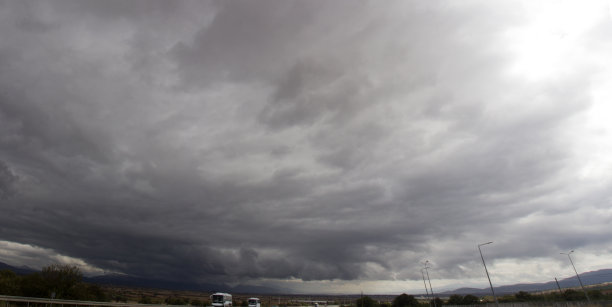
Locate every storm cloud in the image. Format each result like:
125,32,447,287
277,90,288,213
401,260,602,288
1,0,612,293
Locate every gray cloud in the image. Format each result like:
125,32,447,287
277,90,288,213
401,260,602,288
0,161,18,199
1,0,611,293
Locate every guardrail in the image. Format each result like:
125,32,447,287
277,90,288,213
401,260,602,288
0,295,172,307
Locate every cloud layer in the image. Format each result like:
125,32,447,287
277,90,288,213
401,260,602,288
1,0,612,293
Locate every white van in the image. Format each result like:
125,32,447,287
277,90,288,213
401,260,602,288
248,298,261,307
211,293,232,307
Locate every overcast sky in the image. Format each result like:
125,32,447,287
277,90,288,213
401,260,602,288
1,0,612,294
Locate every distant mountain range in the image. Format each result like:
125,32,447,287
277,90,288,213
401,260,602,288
438,269,612,296
2,261,611,295
0,261,38,275
84,273,288,294
0,261,288,294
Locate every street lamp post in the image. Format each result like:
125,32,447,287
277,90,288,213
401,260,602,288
421,268,431,307
423,261,437,307
560,250,590,303
478,242,499,307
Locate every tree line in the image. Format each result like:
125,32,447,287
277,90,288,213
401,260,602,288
496,289,609,303
0,264,107,301
356,294,432,307
355,288,611,307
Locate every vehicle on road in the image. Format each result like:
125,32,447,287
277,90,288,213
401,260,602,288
211,293,232,307
248,298,260,307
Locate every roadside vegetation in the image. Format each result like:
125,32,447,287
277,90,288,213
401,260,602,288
496,289,610,303
0,264,107,301
357,289,612,307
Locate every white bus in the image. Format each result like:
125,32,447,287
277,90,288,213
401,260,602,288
248,298,261,307
211,293,232,307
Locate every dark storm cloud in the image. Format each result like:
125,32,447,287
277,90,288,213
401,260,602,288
0,161,18,199
171,0,360,87
1,0,611,292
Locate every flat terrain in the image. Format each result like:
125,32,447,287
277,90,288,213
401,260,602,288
101,285,394,306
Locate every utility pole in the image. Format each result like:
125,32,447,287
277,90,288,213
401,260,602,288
560,250,590,303
478,242,499,307
423,260,437,307
421,268,432,307
555,277,562,293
